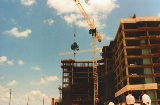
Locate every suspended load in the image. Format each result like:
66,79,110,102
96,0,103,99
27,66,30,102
71,42,79,51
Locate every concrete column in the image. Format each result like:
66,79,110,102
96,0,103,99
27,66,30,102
141,40,156,105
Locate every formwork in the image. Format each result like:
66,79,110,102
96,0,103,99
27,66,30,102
112,16,160,105
61,59,105,105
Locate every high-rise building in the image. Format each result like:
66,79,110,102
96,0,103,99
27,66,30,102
60,16,160,105
109,16,160,105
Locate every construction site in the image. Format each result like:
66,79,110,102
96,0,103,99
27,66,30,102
56,1,160,105
59,16,160,105
1,1,160,105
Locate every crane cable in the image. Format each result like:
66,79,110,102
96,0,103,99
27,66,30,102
71,3,79,57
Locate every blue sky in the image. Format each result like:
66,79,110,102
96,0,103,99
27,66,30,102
0,0,160,105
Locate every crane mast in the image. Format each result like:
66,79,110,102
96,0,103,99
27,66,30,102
74,0,101,104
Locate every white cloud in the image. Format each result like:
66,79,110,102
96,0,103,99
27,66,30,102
30,78,47,86
46,76,59,82
4,27,31,38
0,56,14,65
43,19,54,25
31,66,41,71
106,36,113,41
63,14,82,24
0,88,51,105
18,59,24,65
47,0,75,14
0,56,7,64
158,13,160,16
47,0,118,30
98,33,113,42
21,0,36,6
25,90,51,104
0,56,24,66
7,60,14,65
75,20,89,29
7,80,18,87
30,76,59,86
0,85,9,93
0,86,9,103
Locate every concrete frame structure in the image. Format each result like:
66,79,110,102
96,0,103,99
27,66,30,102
112,16,160,105
61,59,105,105
60,16,160,105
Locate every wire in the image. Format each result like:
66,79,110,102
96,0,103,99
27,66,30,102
73,2,78,57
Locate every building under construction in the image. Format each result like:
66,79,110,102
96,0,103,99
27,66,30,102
60,16,160,105
61,59,105,105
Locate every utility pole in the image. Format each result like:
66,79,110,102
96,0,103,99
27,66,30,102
9,88,11,105
43,96,44,105
27,96,29,105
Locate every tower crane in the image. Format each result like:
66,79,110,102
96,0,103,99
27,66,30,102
73,0,102,105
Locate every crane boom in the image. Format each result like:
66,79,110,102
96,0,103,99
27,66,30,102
74,0,100,105
74,0,94,29
58,48,102,56
74,0,102,42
